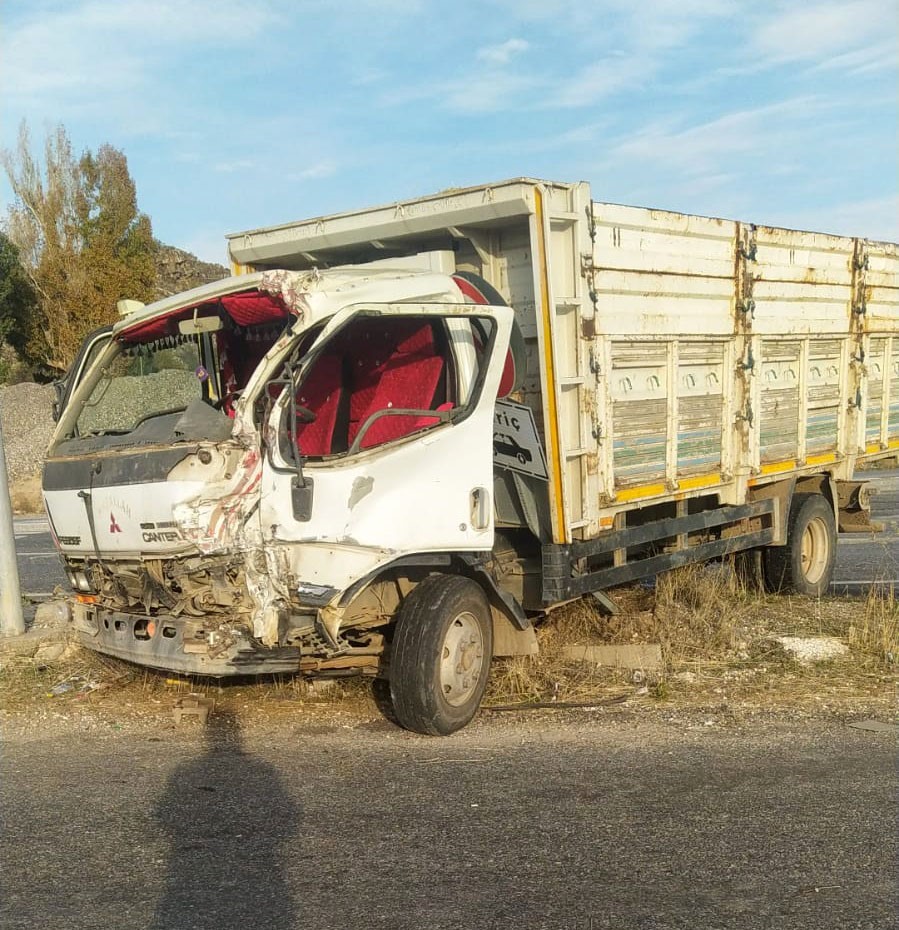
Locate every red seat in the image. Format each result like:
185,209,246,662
293,320,449,456
348,323,446,450
294,355,343,456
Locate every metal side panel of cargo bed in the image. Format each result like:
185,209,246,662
574,202,899,528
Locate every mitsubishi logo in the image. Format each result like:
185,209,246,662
109,513,123,534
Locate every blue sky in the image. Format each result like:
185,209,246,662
1,0,897,264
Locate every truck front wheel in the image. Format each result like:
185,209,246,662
764,493,836,596
389,575,493,736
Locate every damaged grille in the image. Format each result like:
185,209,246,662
72,554,251,617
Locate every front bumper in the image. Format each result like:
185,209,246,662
71,601,301,677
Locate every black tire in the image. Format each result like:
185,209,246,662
763,493,836,596
389,575,493,736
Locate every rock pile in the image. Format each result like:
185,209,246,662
0,382,56,484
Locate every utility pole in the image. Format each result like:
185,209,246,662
0,415,25,636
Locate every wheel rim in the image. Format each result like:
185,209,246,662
800,517,829,585
439,611,485,707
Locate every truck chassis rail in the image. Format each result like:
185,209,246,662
542,499,777,601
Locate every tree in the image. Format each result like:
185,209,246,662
1,122,157,374
0,231,37,359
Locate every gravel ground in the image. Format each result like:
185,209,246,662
0,382,56,483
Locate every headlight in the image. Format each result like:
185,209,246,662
67,570,92,592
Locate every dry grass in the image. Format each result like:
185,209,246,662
488,561,898,708
849,586,899,669
486,604,632,706
651,561,755,663
4,562,896,720
486,563,755,705
9,474,44,514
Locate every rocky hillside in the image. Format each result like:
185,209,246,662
154,244,229,298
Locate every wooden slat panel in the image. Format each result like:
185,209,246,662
611,342,667,487
866,338,888,444
806,339,842,455
676,342,725,476
760,340,801,463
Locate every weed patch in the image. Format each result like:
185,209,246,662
849,586,899,670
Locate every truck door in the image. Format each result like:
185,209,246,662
258,303,513,591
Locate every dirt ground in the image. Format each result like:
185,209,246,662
2,568,896,739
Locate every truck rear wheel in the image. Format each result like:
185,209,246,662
389,575,493,736
764,493,836,596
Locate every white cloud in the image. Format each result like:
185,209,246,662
288,162,338,181
750,0,893,65
2,0,278,110
213,159,257,174
555,55,652,107
806,40,899,76
615,0,736,53
787,194,899,243
351,68,389,87
668,172,739,199
442,72,539,114
472,1,736,110
477,38,530,66
608,96,833,174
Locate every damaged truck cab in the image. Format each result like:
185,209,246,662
45,264,518,734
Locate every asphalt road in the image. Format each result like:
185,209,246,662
13,470,899,598
11,515,66,595
0,716,895,930
832,470,899,591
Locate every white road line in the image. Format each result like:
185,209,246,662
831,579,899,586
13,523,50,537
838,538,899,546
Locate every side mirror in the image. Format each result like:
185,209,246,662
51,379,66,423
291,476,314,522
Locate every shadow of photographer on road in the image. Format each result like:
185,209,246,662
151,710,300,930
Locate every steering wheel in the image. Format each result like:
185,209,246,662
215,390,242,417
295,404,317,424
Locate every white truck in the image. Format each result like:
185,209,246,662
44,178,899,734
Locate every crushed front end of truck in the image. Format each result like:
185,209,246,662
43,273,305,674
43,267,513,682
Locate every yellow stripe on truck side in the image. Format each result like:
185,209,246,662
758,459,797,476
613,472,721,503
615,483,667,503
533,186,568,544
866,441,899,454
677,472,722,492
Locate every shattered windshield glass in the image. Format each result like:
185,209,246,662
74,337,214,437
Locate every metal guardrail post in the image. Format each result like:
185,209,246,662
0,416,25,635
